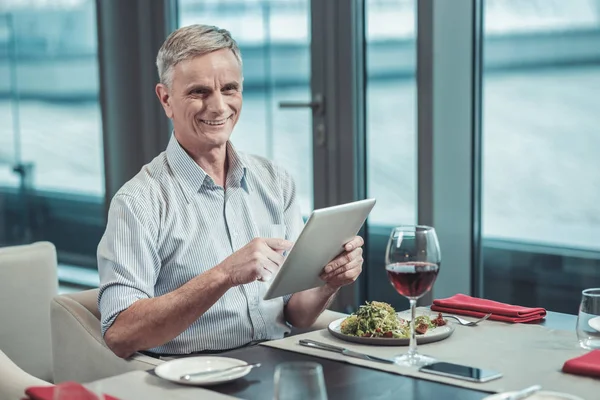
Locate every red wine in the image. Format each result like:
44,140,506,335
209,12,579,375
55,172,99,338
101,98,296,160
386,262,440,299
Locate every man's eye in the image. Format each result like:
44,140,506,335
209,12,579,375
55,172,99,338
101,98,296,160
222,87,238,94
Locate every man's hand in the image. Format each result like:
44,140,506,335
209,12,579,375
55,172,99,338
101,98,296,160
319,236,364,289
217,238,293,286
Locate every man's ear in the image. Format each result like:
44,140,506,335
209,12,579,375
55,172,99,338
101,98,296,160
156,83,173,119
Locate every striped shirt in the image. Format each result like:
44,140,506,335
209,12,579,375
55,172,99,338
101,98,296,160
97,134,304,354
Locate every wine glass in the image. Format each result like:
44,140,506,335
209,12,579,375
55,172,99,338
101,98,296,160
385,225,441,367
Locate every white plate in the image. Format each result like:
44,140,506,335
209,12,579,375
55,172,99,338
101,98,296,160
483,391,584,400
327,312,455,346
154,356,251,386
588,316,600,332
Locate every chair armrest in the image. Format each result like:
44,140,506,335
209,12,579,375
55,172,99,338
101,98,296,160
51,295,163,383
0,349,52,400
289,309,348,336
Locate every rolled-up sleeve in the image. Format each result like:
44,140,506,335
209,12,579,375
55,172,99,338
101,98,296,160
97,194,161,337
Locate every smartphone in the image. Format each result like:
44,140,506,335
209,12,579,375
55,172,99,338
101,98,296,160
419,361,503,383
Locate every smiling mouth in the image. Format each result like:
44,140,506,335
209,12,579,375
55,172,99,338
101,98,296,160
199,116,231,126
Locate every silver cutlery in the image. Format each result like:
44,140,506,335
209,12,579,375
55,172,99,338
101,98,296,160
298,339,395,364
441,313,492,326
179,362,261,381
503,384,542,400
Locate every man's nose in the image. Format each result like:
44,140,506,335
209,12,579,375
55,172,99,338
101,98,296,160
206,92,227,115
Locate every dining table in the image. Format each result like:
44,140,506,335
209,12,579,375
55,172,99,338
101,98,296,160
86,310,588,400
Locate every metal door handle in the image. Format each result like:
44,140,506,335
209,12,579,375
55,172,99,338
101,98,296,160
279,94,324,115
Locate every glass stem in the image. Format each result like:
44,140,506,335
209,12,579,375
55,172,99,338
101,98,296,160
408,299,417,357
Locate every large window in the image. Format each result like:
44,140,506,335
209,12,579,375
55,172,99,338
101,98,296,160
178,0,313,215
0,1,103,194
481,0,600,312
365,0,417,308
0,0,104,266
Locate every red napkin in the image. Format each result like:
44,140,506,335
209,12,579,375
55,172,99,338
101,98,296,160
25,382,120,400
563,350,600,378
431,293,546,323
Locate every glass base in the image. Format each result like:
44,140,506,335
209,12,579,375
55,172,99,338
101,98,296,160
579,338,600,350
394,353,436,367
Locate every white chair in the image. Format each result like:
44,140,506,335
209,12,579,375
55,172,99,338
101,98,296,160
51,289,164,383
0,349,52,400
0,242,58,383
51,288,347,383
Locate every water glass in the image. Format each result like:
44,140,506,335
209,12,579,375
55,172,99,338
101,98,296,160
52,386,86,400
273,361,328,400
87,382,110,400
577,288,600,349
54,382,107,400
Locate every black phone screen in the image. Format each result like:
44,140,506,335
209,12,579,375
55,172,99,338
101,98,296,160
419,362,502,382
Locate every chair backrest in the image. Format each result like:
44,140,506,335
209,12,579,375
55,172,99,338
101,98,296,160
0,242,58,383
0,349,52,400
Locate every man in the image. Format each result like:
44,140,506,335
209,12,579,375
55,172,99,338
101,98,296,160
97,24,364,359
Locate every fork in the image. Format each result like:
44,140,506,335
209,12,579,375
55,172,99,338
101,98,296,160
442,313,492,326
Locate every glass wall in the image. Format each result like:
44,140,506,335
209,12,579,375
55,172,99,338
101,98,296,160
178,0,313,215
0,0,103,195
481,0,600,312
365,0,417,308
0,0,104,266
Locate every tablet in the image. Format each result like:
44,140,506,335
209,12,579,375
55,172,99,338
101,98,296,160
263,198,376,300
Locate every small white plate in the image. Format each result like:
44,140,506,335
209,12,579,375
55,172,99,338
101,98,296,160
327,312,454,346
154,356,251,386
588,316,600,332
483,391,584,400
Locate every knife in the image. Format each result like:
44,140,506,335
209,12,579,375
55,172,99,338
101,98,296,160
298,339,395,364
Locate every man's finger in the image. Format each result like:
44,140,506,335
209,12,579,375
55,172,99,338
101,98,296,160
256,267,274,282
263,238,294,251
321,256,363,280
256,258,278,282
323,247,362,274
321,261,362,286
344,235,364,251
265,248,286,267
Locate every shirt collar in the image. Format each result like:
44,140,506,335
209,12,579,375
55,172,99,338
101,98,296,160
225,141,248,190
166,134,248,203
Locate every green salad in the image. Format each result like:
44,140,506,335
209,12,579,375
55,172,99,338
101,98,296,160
339,301,446,338
340,301,409,338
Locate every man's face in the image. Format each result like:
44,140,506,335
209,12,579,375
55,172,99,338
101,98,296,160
156,49,243,149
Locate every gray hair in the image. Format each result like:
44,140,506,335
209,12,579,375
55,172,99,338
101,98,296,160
156,24,242,87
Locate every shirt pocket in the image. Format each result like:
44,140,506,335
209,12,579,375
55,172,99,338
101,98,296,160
257,224,287,239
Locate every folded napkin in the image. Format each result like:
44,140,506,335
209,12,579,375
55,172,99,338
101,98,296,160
25,382,119,400
431,293,546,323
563,350,600,378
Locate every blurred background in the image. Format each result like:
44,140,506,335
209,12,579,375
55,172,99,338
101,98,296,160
0,0,599,313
